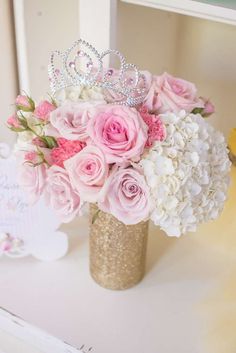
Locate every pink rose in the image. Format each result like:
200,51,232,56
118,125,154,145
51,138,86,167
19,163,46,203
7,114,20,128
64,145,109,202
34,100,56,121
87,104,148,164
99,166,152,224
45,166,82,222
50,101,101,141
15,94,34,112
144,72,204,114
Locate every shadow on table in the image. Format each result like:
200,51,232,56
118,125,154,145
142,227,229,288
60,216,89,256
198,265,236,353
146,224,177,274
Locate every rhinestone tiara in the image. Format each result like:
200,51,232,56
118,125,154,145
48,39,147,107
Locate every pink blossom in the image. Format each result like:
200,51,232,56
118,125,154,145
1,240,12,252
144,72,204,114
50,101,102,141
98,166,152,224
7,114,20,128
87,104,148,164
51,138,86,167
15,94,34,111
64,145,109,202
201,97,215,117
19,163,47,203
32,137,46,147
34,100,56,121
45,165,82,222
16,95,30,107
139,107,166,147
24,151,39,163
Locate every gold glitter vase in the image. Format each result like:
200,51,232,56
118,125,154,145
89,204,149,290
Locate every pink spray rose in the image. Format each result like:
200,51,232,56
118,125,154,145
200,97,215,117
144,72,204,114
87,104,148,164
64,145,109,203
19,163,47,203
24,151,43,165
15,94,34,111
32,137,47,147
7,114,20,128
45,166,82,222
51,138,86,167
34,100,56,121
98,166,152,225
50,101,102,141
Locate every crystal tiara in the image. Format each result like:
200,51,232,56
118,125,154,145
48,39,147,107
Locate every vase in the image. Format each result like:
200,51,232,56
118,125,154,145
89,204,149,290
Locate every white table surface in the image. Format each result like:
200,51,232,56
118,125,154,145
0,167,236,353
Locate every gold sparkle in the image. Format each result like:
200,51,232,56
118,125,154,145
89,204,149,290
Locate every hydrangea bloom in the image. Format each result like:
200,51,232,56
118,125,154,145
140,110,231,237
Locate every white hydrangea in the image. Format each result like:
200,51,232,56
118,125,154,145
54,85,105,105
140,110,231,237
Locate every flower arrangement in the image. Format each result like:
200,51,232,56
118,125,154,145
7,40,231,237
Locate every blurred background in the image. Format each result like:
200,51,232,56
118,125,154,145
1,0,236,145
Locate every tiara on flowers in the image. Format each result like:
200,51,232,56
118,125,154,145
48,39,147,107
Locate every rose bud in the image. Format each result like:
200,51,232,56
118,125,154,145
34,100,56,121
15,94,35,112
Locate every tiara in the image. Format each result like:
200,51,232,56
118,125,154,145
48,39,147,107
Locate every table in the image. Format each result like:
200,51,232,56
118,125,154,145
0,167,235,353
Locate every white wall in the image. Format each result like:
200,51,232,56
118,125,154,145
117,2,180,74
0,0,18,144
176,15,236,136
1,0,236,143
117,2,236,136
23,0,79,98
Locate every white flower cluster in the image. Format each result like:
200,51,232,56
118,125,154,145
54,86,105,105
141,111,231,237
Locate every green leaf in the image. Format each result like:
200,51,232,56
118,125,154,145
27,96,35,111
24,160,44,167
23,91,35,111
47,93,57,107
92,208,101,224
191,107,204,115
18,117,28,129
41,135,58,149
10,127,26,132
16,104,33,112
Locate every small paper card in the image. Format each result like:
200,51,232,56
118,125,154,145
0,143,68,261
0,307,92,353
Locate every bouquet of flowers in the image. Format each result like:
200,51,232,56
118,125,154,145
7,40,231,237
